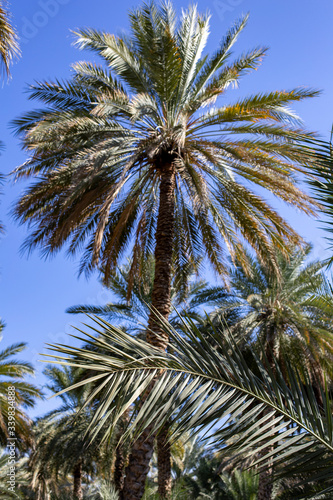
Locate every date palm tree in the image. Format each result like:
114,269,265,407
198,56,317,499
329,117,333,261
30,365,115,500
191,245,333,385
12,2,319,497
191,246,333,498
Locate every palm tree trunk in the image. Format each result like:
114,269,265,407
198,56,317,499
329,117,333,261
122,163,175,500
114,443,126,496
73,461,83,500
257,442,273,500
257,468,273,500
157,422,172,498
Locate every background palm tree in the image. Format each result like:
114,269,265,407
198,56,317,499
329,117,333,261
191,245,333,498
0,321,43,449
191,245,333,386
30,365,115,500
12,2,319,497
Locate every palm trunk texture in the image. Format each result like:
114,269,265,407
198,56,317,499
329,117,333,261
73,461,83,500
157,423,172,498
115,409,131,498
115,443,126,497
122,164,175,499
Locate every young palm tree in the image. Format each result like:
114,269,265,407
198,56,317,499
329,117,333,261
0,321,43,449
0,0,19,78
12,2,319,497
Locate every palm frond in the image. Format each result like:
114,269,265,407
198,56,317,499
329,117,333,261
44,314,333,495
0,1,19,78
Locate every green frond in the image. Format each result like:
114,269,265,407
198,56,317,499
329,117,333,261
44,314,333,495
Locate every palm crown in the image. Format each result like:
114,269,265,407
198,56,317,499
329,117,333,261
0,321,43,448
192,245,333,382
13,3,318,287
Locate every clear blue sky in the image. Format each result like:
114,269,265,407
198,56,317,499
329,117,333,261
1,0,333,417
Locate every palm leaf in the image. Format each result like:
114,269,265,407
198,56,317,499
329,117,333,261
44,314,333,496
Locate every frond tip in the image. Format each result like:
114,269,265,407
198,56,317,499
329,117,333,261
0,1,20,78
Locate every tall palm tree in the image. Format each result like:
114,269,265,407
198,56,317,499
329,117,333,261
0,321,43,449
30,366,114,500
67,258,206,498
12,2,319,497
0,0,19,78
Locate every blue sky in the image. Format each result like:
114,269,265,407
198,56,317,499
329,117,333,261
1,0,333,416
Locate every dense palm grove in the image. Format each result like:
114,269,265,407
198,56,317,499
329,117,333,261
1,1,333,499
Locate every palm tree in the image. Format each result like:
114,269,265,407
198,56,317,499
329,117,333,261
191,245,333,386
30,365,114,500
67,257,205,333
0,321,43,449
191,245,333,498
0,451,30,499
45,315,333,498
0,0,19,78
67,262,207,500
12,3,319,497
221,470,259,500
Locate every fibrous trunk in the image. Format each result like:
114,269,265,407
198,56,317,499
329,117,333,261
73,461,83,500
157,422,172,498
258,463,273,500
122,163,175,500
114,444,126,497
